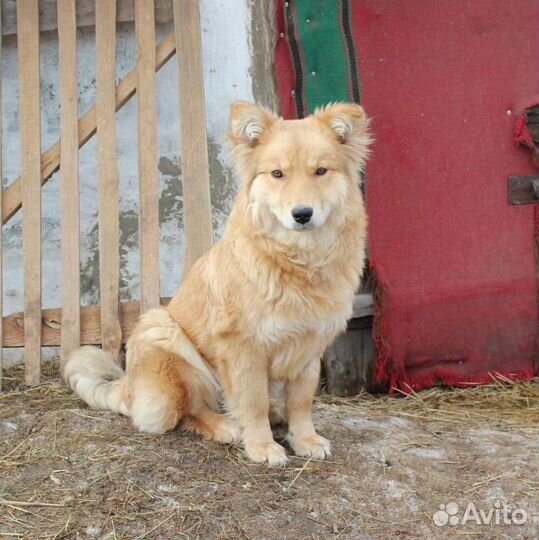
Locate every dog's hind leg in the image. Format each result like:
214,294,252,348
183,405,241,444
129,346,192,434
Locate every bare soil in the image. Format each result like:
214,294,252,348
1,365,539,540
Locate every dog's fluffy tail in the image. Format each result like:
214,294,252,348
63,346,130,416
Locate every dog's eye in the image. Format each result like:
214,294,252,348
315,167,328,176
271,170,284,179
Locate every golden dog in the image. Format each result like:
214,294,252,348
64,102,371,466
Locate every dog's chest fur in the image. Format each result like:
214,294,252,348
247,278,354,380
262,303,351,380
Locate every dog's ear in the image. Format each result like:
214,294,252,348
228,102,278,149
314,103,368,143
314,103,372,166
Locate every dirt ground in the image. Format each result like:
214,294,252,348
2,365,539,540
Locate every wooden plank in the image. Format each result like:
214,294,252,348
323,322,375,396
173,0,213,277
1,295,374,350
135,0,160,313
17,0,42,386
249,0,280,111
323,293,374,395
2,299,170,348
58,0,80,371
2,31,177,227
0,3,3,390
352,293,373,318
96,0,122,359
2,0,174,36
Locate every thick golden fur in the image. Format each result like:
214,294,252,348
64,102,371,466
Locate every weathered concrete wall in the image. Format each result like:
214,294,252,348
2,0,277,360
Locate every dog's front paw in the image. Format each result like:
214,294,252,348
288,433,331,460
245,440,288,467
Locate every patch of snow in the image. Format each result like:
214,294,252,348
341,416,386,431
385,479,412,500
485,487,507,506
158,483,177,493
406,447,448,460
1,420,18,432
84,526,102,537
161,496,182,510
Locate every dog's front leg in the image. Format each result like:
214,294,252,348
223,356,288,466
285,358,331,460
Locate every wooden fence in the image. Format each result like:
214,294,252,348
0,0,213,388
0,0,374,396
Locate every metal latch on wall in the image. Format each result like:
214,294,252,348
509,105,539,205
508,175,539,205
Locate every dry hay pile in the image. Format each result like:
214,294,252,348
325,373,539,434
1,362,539,539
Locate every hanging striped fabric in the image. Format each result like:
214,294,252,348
275,0,362,119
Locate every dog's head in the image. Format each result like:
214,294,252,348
228,102,371,241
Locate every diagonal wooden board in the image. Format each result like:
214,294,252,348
2,31,176,226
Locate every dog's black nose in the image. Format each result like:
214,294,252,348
291,206,313,224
